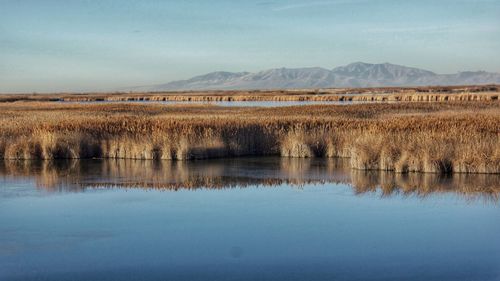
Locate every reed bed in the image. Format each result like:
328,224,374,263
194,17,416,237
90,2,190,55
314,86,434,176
48,91,500,102
0,101,498,174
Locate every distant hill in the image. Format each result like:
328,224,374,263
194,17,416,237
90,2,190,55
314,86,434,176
131,62,500,91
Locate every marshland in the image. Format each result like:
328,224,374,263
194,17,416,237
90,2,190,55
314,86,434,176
1,97,498,174
4,94,499,281
10,83,500,277
4,0,500,279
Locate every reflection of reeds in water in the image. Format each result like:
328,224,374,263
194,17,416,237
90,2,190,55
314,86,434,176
350,170,500,202
1,159,498,201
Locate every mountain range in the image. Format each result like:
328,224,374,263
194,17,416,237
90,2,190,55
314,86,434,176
132,62,500,91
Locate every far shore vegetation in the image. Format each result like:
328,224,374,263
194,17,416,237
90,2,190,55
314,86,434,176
1,85,498,103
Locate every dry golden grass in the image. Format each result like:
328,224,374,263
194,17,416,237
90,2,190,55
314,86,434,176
0,101,498,174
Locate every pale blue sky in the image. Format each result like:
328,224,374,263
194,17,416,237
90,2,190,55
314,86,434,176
1,0,500,92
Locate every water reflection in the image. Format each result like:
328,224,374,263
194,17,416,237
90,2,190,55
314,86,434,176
1,158,499,281
68,100,367,107
1,158,498,201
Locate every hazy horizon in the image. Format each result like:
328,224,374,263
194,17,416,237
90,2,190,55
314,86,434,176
2,0,500,93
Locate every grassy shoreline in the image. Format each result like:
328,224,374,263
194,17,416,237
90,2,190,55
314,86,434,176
0,101,498,174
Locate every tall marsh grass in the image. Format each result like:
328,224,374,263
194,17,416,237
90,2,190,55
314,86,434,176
0,101,498,174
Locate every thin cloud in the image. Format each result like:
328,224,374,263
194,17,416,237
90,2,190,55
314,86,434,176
363,24,499,34
271,0,499,11
271,0,361,11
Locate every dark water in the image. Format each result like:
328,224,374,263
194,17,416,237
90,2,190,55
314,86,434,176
65,100,385,107
162,101,352,107
1,158,499,281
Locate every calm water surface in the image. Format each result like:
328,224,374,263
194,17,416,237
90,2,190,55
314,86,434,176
1,158,499,281
65,100,386,107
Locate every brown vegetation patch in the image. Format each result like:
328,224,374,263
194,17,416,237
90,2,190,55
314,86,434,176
0,101,498,174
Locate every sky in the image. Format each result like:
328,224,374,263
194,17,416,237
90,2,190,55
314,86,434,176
1,0,500,93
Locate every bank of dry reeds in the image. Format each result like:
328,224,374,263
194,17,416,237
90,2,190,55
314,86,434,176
0,101,498,174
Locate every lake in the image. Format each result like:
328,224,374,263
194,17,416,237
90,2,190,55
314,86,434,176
1,158,499,281
63,100,390,107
